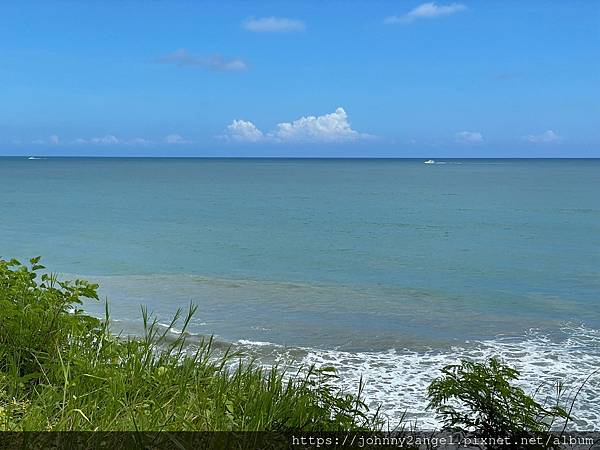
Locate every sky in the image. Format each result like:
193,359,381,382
1,0,599,157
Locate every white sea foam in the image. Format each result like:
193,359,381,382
237,339,283,347
299,325,600,430
156,322,182,334
110,311,600,429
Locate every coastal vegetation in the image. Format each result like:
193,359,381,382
428,358,571,448
0,257,377,432
0,257,584,447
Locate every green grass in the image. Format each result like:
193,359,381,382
1,256,586,441
0,257,381,431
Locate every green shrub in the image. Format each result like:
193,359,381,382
427,358,568,447
0,257,380,432
0,257,100,383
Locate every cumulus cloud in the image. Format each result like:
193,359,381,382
243,17,305,33
455,131,484,144
221,107,371,144
525,130,561,143
157,49,247,72
225,120,264,143
385,2,467,24
270,108,366,143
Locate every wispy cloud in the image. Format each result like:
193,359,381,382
385,2,467,25
157,49,247,72
164,134,190,144
243,17,305,33
128,137,153,146
221,107,372,144
524,130,560,143
27,134,192,147
32,134,61,145
91,135,119,145
71,135,120,145
71,135,190,146
455,131,483,144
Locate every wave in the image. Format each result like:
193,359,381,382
102,310,600,429
241,324,600,430
74,273,599,429
307,325,600,429
237,339,283,348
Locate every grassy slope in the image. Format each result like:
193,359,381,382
0,258,380,431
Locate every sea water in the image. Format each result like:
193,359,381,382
1,157,599,427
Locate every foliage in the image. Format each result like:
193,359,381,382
0,256,580,440
0,257,380,431
0,257,99,379
427,358,569,447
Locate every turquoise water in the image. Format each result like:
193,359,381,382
1,157,599,426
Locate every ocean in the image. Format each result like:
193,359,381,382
1,157,599,427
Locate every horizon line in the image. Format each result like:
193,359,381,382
2,155,599,160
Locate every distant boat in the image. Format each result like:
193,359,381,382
28,156,38,160
424,159,435,164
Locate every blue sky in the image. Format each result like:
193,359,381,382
1,0,599,157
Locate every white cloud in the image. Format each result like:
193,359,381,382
157,49,247,72
71,135,119,145
69,135,191,146
385,2,467,24
270,108,366,143
243,17,305,33
225,120,264,143
221,107,371,144
525,130,560,143
91,135,119,145
164,134,189,144
32,135,60,145
455,131,484,144
128,138,152,146
30,134,191,147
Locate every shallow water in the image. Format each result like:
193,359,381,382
1,157,599,427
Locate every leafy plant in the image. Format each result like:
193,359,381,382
427,358,568,447
0,257,381,432
0,257,100,382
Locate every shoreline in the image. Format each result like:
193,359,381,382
106,314,600,430
2,258,599,435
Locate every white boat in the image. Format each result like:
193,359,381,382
28,156,38,160
424,159,435,164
